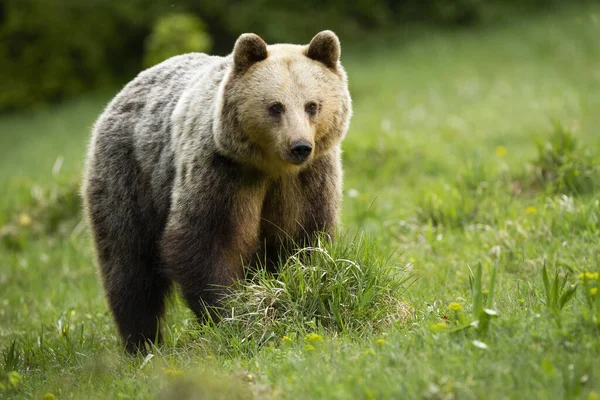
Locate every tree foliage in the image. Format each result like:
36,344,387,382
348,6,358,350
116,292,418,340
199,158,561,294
0,0,570,111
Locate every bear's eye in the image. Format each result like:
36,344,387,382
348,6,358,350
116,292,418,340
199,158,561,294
305,102,319,116
268,102,285,117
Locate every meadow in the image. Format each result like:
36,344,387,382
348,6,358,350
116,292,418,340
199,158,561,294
1,4,600,399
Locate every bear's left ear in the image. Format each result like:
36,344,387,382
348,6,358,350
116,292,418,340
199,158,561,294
306,30,341,69
233,33,268,74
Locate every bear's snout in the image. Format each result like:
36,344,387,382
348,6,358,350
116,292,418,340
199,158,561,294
289,140,313,164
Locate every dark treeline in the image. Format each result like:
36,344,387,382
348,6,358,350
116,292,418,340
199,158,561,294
0,0,571,111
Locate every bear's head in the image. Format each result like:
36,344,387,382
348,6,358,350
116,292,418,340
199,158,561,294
214,31,352,176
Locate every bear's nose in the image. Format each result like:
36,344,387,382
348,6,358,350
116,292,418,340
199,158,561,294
289,140,313,164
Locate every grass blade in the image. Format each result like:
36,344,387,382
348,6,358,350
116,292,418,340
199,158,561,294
487,264,497,309
472,263,483,319
542,263,551,306
551,271,560,309
559,284,577,310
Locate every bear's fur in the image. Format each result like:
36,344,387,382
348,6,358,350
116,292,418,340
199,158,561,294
82,31,352,353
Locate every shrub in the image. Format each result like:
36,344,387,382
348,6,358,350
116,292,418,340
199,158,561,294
532,123,599,195
143,13,212,68
0,0,158,111
0,179,81,251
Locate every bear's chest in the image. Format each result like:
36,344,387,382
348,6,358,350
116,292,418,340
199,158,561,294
259,176,307,242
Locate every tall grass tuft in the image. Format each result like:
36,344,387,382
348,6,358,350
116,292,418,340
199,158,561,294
532,122,599,195
541,261,577,314
196,233,413,356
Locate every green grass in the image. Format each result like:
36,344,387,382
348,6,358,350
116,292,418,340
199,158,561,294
2,4,600,399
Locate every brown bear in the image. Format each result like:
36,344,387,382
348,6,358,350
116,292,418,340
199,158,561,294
82,31,352,353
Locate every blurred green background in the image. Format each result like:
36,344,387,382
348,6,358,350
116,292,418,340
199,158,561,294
0,0,586,112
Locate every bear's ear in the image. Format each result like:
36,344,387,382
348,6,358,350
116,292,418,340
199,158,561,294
306,30,341,69
233,33,268,73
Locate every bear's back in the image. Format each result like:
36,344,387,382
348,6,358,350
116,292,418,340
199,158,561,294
95,52,219,146
88,53,224,223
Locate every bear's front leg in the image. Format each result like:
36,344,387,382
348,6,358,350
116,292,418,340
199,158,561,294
160,160,266,321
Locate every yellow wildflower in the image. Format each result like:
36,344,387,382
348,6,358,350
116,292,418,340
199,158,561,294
431,322,448,332
375,339,386,345
495,146,507,157
281,335,293,343
163,367,183,377
43,394,57,400
588,391,600,400
591,288,598,296
578,272,599,281
304,333,323,343
525,206,537,215
19,213,31,226
448,302,463,312
305,344,315,351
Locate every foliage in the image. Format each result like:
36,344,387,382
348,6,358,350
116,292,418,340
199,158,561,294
531,122,600,195
442,263,499,343
0,341,21,393
579,271,600,329
540,261,578,314
467,263,498,335
0,179,81,251
143,13,212,68
0,0,587,111
0,0,161,111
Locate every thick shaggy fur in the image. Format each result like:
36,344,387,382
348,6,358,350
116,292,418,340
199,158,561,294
82,31,352,353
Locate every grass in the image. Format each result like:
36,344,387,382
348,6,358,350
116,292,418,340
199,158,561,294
2,4,600,399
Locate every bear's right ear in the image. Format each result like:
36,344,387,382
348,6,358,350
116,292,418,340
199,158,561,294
233,33,268,74
306,30,340,69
